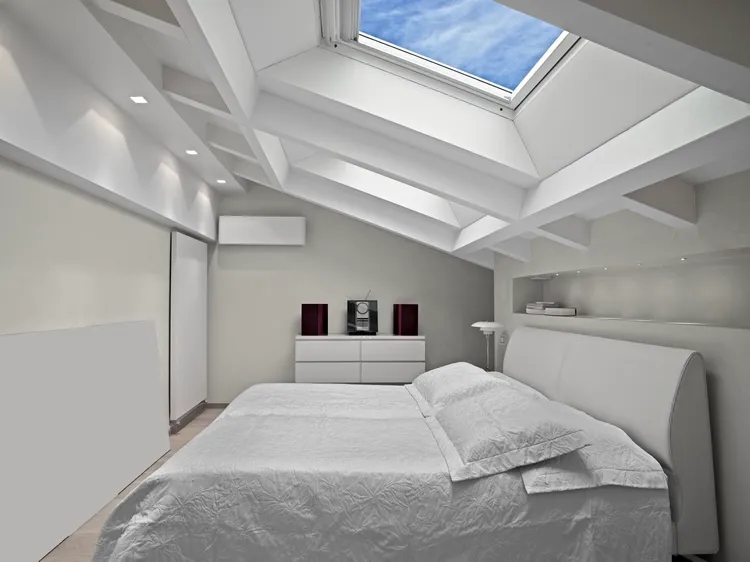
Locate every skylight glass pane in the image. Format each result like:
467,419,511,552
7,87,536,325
360,0,564,91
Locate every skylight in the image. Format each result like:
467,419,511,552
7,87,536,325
356,0,571,104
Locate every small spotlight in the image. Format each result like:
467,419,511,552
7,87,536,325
637,263,642,266
217,179,227,184
604,267,608,271
555,273,559,276
185,150,198,155
681,257,687,261
130,96,148,104
576,270,580,274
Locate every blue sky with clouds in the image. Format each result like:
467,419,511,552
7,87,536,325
360,0,562,91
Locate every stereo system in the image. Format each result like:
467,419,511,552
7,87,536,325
300,303,328,336
300,300,417,336
347,300,378,335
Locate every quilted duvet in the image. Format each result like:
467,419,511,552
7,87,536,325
93,384,671,562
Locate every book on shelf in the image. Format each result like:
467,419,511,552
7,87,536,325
525,307,547,315
526,302,559,312
544,307,577,317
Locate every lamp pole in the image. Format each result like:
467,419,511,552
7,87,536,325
484,331,491,370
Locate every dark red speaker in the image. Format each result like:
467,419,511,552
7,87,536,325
301,304,328,336
393,304,418,336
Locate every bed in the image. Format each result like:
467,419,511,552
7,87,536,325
93,328,718,561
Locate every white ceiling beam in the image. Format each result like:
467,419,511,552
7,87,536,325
494,0,750,105
93,0,184,40
253,92,525,221
533,216,591,251
621,177,697,229
287,169,457,254
295,154,461,228
454,87,750,253
165,0,289,190
492,238,532,263
206,124,257,163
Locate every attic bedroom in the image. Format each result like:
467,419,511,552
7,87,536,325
1,0,749,561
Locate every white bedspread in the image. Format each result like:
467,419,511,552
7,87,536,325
94,406,671,561
220,383,422,419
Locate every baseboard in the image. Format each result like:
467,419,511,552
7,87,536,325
205,402,229,409
169,401,206,434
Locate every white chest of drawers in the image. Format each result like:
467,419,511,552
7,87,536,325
295,335,426,384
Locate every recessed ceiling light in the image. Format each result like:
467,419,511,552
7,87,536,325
185,150,198,155
604,267,608,271
637,263,643,266
130,96,148,104
681,257,687,261
576,270,580,274
216,179,227,184
555,273,559,276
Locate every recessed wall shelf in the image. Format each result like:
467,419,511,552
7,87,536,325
512,248,750,330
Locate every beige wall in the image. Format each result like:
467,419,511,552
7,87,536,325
208,187,494,402
495,169,750,562
0,157,171,406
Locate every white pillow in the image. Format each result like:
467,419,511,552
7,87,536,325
427,385,589,482
521,410,668,493
406,362,504,416
488,371,548,401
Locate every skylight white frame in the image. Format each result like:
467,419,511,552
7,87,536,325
321,0,578,110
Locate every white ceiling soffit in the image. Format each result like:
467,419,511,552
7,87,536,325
455,87,750,254
229,0,320,72
449,203,486,229
516,41,697,178
257,47,539,186
280,138,319,164
165,0,291,191
0,8,217,239
94,5,210,82
8,0,244,193
681,149,750,186
109,0,180,26
494,0,750,105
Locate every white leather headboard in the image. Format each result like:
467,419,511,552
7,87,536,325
504,327,719,556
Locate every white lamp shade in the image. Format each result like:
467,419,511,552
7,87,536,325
472,322,503,334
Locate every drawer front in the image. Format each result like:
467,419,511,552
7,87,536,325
361,340,425,362
295,340,360,362
361,362,426,384
295,362,361,384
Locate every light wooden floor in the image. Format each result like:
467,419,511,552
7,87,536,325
41,408,224,562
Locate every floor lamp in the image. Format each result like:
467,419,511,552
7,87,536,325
471,322,504,371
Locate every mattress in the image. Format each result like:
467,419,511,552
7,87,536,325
94,385,671,562
220,382,423,419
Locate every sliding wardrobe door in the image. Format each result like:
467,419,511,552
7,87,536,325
170,232,208,422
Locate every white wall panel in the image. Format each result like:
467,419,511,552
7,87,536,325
1,322,169,562
170,232,208,421
516,42,696,178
